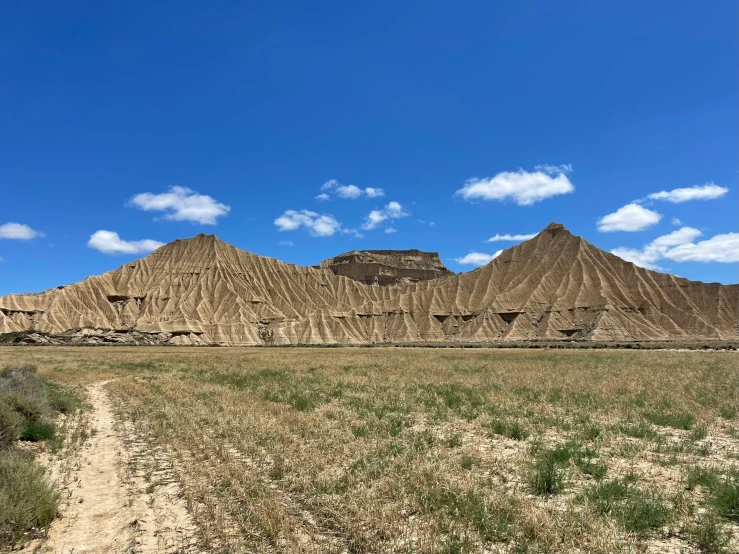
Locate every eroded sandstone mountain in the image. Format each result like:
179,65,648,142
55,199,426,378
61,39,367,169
1,223,737,345
316,249,454,285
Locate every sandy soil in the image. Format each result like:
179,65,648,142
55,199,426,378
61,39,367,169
22,382,200,554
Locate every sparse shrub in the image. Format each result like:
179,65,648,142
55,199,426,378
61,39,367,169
486,418,528,441
269,456,285,481
644,410,694,430
528,451,564,496
20,421,56,442
1,392,45,425
684,512,731,554
619,421,658,440
686,465,721,490
0,452,59,547
718,405,736,421
585,478,671,535
710,471,739,523
0,405,23,449
620,490,671,534
415,483,514,542
460,456,475,470
689,424,708,441
685,467,739,523
582,424,603,441
444,432,463,448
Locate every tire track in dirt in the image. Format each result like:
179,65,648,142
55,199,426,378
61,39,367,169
23,381,201,554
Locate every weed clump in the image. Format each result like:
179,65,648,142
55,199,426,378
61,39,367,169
684,512,731,554
486,418,528,441
584,477,671,535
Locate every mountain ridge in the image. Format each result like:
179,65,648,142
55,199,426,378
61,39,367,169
1,223,737,345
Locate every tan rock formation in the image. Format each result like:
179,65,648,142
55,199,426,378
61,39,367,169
1,223,737,345
316,249,454,285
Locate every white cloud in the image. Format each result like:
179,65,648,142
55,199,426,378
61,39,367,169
362,201,409,230
611,227,738,270
279,240,294,246
274,210,342,237
664,233,739,263
597,203,662,232
647,183,728,203
385,227,397,234
129,186,230,225
321,179,339,191
88,230,164,255
0,222,43,240
455,250,503,267
320,179,384,200
336,184,363,199
456,167,574,206
672,218,681,226
535,163,573,175
487,233,537,243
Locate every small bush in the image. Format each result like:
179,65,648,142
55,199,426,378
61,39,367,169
20,421,56,442
0,452,59,547
0,405,23,450
1,392,45,424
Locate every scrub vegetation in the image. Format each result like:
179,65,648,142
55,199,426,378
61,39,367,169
0,347,736,553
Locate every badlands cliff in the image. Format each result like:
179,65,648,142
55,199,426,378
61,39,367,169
0,223,737,345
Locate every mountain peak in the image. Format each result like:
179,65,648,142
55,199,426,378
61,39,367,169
544,222,567,232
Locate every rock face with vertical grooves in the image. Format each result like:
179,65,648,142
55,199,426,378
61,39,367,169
316,249,454,285
0,223,737,345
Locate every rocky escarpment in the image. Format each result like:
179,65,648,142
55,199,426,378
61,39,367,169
316,249,454,285
0,224,737,345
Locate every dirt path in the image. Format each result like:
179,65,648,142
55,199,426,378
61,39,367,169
23,381,200,554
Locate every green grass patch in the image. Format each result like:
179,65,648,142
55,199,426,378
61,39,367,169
684,512,732,554
643,410,694,430
485,418,528,441
584,478,671,535
618,421,658,440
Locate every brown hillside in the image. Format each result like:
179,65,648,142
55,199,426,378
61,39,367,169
0,223,737,345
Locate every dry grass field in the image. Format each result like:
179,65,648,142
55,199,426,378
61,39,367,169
2,346,738,553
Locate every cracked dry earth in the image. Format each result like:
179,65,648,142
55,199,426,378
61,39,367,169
22,382,200,554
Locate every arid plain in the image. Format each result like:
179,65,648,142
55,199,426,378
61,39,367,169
3,346,737,553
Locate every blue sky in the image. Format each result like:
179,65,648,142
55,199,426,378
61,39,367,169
1,0,737,295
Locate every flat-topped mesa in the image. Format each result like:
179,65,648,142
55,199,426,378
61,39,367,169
316,249,454,285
